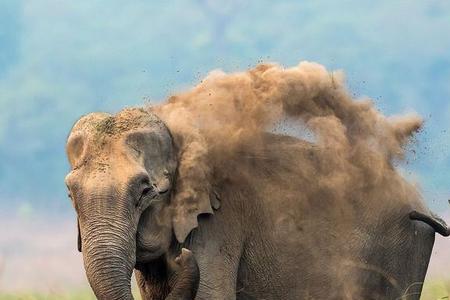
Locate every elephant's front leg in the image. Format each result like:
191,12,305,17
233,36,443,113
135,248,200,300
191,246,241,299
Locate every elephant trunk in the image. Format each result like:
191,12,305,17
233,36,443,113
82,218,136,300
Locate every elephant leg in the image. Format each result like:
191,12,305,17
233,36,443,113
135,248,200,300
191,246,241,300
135,260,169,300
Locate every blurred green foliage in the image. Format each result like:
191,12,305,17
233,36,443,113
0,1,449,214
0,282,448,300
421,280,450,299
0,289,142,300
0,290,95,300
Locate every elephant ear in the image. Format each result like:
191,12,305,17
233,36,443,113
77,218,82,252
171,190,214,243
170,140,220,243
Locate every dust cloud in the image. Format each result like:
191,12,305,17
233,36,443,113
152,61,427,297
153,61,423,215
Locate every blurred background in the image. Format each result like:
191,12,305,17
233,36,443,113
0,0,449,298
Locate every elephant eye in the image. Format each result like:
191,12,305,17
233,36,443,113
131,145,142,156
136,187,153,208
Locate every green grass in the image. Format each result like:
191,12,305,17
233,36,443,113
0,289,142,300
0,290,96,300
421,280,450,300
0,281,448,299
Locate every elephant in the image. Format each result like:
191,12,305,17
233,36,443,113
65,107,449,300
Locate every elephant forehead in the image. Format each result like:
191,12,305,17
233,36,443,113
68,136,119,171
94,108,166,137
70,108,165,138
71,153,138,186
71,112,111,134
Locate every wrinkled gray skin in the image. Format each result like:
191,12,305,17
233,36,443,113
65,108,449,300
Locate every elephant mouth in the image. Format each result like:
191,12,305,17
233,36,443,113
135,246,165,263
135,223,167,264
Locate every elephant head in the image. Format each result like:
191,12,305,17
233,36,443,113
65,108,210,299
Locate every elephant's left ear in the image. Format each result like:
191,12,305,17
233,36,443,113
171,184,221,243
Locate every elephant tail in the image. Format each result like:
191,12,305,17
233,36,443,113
409,210,450,237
